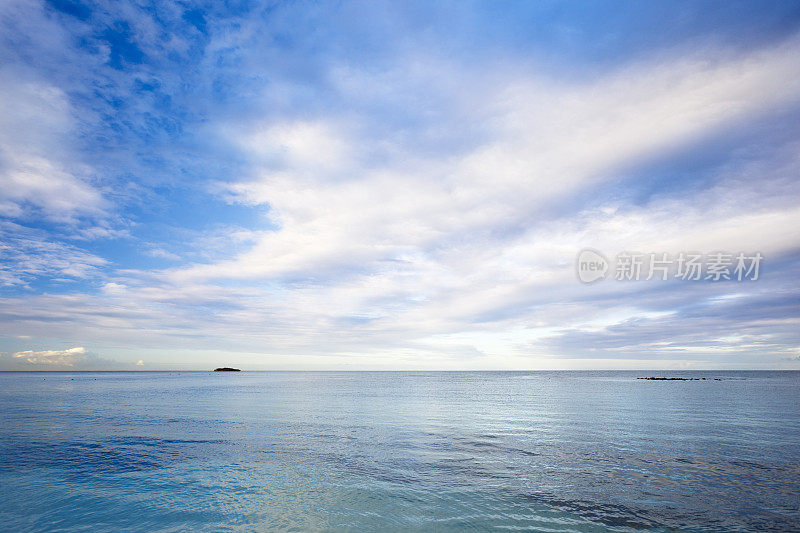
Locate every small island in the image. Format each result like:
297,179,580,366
213,367,241,372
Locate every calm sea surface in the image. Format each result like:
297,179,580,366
0,371,798,532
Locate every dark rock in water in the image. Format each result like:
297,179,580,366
213,367,241,372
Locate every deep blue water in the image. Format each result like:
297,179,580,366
1,371,798,532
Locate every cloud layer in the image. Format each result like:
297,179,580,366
0,1,798,369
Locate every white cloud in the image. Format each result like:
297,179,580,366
12,346,86,366
235,121,352,170
0,76,107,222
0,345,131,370
144,248,182,261
186,35,800,287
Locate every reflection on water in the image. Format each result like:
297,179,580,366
1,371,799,531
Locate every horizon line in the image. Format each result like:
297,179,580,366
1,369,796,372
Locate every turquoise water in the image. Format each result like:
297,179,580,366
1,371,798,531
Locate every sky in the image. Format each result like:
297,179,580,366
0,0,799,370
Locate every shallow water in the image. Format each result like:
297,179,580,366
1,371,798,531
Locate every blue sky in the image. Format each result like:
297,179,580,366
1,0,799,370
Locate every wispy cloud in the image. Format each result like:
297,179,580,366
0,222,108,287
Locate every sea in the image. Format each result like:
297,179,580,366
0,371,798,532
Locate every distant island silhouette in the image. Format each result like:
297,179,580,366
213,367,241,372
